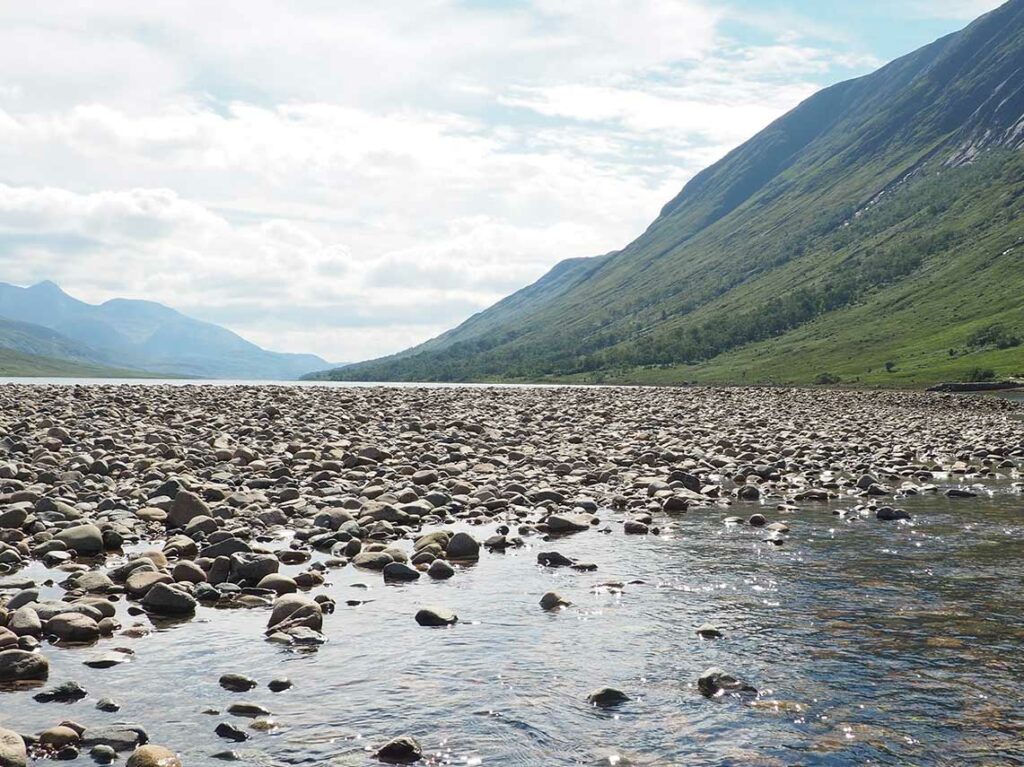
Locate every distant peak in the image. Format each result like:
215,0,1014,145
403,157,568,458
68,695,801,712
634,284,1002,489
29,280,65,293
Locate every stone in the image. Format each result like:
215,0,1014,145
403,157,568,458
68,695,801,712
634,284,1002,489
876,507,911,521
54,524,104,556
126,745,181,767
0,648,48,682
90,745,117,764
546,514,591,534
427,559,455,580
257,574,297,595
737,485,761,501
39,726,80,749
226,703,271,718
697,667,757,699
0,727,26,767
81,725,147,752
267,594,322,632
8,607,42,637
415,607,458,627
540,592,570,610
537,551,575,568
375,735,423,763
167,490,210,528
46,613,101,643
34,680,88,702
215,723,248,742
171,561,207,584
219,673,258,692
445,532,479,561
383,562,421,583
587,687,630,707
141,583,197,615
696,623,723,639
351,551,393,570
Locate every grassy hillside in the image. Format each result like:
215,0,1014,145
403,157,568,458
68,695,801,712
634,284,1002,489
313,0,1024,387
0,347,163,378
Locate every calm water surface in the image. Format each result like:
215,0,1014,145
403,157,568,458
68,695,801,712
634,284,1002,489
3,477,1024,766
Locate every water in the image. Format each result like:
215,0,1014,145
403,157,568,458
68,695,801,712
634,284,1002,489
0,378,576,388
4,481,1024,765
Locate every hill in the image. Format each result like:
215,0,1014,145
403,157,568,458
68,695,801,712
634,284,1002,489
0,346,160,378
313,0,1024,387
0,281,331,379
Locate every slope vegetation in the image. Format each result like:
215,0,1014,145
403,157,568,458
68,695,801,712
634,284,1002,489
316,0,1024,386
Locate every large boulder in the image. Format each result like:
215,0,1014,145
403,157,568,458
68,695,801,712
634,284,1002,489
54,524,104,556
0,649,49,682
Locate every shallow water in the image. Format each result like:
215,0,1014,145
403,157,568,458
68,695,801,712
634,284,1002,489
3,477,1024,766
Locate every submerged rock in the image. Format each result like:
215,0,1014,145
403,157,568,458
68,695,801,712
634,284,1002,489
697,667,757,699
375,735,423,763
540,591,570,611
587,687,630,707
414,607,458,627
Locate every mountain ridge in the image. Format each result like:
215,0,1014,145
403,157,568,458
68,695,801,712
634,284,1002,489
0,281,333,379
312,0,1024,386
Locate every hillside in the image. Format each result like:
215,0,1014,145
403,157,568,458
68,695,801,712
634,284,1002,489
0,347,158,378
0,281,331,379
314,0,1024,386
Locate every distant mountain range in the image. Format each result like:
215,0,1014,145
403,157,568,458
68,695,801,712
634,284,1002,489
312,0,1024,387
0,281,333,379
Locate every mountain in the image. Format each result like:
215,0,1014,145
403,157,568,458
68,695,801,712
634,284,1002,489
314,0,1024,387
0,281,331,379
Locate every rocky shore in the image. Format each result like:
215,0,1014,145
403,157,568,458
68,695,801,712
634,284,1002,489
0,383,1021,765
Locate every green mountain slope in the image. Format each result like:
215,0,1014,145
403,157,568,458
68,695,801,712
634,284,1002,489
0,316,108,365
314,0,1024,386
0,347,159,378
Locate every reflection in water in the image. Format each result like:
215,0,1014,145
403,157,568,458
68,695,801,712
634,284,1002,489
2,481,1024,765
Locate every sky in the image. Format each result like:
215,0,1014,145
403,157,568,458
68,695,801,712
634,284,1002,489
0,0,1005,363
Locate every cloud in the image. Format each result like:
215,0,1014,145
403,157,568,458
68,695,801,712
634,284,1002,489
0,1,901,363
904,0,1005,21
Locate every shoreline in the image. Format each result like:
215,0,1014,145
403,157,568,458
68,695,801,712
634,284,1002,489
1,384,1022,764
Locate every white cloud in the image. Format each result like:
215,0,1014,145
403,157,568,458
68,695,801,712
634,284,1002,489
0,0,903,363
904,0,1005,21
